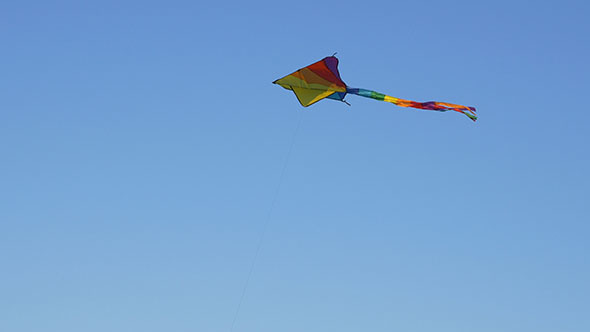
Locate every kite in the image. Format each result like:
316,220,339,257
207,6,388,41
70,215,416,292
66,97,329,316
273,56,477,121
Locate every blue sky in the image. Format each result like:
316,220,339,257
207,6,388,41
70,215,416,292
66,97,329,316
1,1,589,331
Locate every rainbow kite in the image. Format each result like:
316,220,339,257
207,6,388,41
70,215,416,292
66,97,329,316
273,56,477,121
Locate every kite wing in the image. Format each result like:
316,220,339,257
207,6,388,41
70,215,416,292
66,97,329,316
273,56,348,106
274,56,477,121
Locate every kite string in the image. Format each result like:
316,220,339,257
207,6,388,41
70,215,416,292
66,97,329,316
229,111,304,332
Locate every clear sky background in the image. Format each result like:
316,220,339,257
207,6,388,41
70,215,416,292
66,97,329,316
1,1,589,331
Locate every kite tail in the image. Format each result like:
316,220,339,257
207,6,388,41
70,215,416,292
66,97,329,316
346,88,477,122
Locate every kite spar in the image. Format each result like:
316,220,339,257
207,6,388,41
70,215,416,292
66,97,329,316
273,56,477,121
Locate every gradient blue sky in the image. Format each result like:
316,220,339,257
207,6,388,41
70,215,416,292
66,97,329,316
1,1,589,331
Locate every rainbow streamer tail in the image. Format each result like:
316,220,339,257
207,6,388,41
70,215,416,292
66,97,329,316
346,88,477,122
